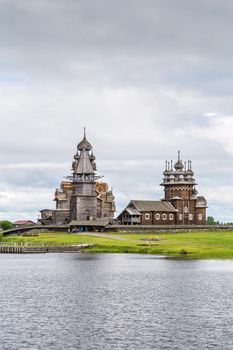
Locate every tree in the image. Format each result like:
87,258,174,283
0,220,13,230
206,216,220,225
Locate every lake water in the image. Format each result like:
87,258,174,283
0,253,233,350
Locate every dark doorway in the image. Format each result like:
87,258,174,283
83,209,90,221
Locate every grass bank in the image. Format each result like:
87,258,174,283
3,230,233,259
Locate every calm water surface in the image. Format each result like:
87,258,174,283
0,253,233,350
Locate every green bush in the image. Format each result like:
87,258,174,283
0,220,13,230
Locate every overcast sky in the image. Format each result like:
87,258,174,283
1,0,233,222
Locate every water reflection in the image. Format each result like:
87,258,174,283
0,254,233,349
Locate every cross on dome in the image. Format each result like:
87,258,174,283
77,127,92,151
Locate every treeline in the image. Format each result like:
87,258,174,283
0,221,13,230
0,218,232,228
206,216,233,225
206,216,220,225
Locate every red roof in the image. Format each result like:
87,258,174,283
14,220,35,225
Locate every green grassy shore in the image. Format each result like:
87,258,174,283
3,230,233,259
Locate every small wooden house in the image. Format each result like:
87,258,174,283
13,220,36,228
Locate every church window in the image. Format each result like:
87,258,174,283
162,213,167,220
189,214,193,220
155,213,160,220
169,214,173,220
198,213,203,221
184,207,188,213
145,213,150,220
179,214,183,221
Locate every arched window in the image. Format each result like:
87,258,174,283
162,213,167,220
198,213,203,221
155,213,160,220
169,214,173,221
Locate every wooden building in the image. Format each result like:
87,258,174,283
40,130,115,225
13,220,36,228
118,151,207,225
118,200,177,225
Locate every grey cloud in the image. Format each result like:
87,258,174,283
0,0,233,92
0,0,233,221
1,0,232,53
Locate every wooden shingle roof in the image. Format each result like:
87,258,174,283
76,150,95,174
130,200,177,212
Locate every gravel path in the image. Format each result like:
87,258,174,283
77,232,131,241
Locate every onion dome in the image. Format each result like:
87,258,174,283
174,150,184,171
186,160,194,175
167,160,175,175
74,151,80,160
163,161,174,176
72,160,77,170
186,169,194,176
174,161,184,171
90,151,96,161
77,136,92,151
163,161,170,176
192,187,198,195
77,127,92,151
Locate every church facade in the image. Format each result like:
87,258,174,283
117,152,207,225
40,131,115,225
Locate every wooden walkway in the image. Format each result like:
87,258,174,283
0,244,93,254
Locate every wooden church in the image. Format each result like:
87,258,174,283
40,130,115,226
117,151,207,225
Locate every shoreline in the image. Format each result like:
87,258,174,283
2,230,233,259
